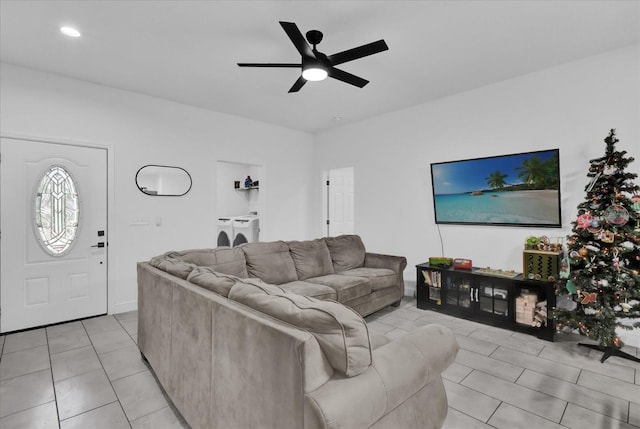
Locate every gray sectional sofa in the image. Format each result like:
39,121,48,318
137,235,459,429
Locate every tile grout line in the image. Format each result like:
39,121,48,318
454,346,635,425
112,314,185,426
445,404,500,428
456,368,573,427
516,367,633,425
557,401,570,428
83,316,134,429
483,400,502,426
44,328,62,429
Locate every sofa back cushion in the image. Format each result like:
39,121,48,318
186,266,239,297
288,239,334,280
240,241,297,285
166,247,248,278
149,255,196,280
228,279,372,377
324,235,366,272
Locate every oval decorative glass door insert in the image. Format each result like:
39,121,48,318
34,165,80,256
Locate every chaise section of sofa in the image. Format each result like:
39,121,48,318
138,260,458,429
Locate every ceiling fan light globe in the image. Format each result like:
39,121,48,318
60,26,81,38
302,67,328,81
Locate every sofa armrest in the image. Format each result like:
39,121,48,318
304,324,458,429
364,252,407,298
364,252,407,272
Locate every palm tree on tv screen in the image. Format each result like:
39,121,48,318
486,170,508,190
514,155,559,190
515,156,545,187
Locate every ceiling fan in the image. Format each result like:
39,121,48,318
237,21,389,93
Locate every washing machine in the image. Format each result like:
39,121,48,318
232,215,259,246
217,217,235,247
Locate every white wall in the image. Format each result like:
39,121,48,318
0,63,315,314
313,44,640,299
2,44,639,342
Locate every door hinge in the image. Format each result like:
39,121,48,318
326,180,330,186
326,220,330,225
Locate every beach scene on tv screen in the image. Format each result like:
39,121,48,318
431,150,560,225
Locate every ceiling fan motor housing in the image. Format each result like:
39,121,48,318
306,30,323,47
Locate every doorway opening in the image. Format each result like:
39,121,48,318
216,161,263,246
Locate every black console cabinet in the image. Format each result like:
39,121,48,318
416,263,555,341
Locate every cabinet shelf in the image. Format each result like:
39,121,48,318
416,263,555,341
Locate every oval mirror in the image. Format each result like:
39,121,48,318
135,165,192,196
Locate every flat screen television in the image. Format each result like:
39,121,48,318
430,149,561,227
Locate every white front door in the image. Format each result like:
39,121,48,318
326,167,354,236
1,138,108,333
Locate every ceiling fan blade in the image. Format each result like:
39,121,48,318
327,40,388,66
288,76,307,93
237,63,301,68
279,21,314,58
328,67,369,88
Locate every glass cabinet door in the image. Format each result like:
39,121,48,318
446,274,472,309
478,278,510,317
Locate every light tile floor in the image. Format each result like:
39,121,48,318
0,297,638,428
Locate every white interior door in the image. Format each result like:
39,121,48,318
326,167,354,236
1,138,107,333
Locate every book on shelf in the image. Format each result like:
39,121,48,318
422,270,441,288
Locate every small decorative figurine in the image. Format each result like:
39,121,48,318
244,176,253,188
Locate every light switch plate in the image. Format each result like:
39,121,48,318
131,217,150,226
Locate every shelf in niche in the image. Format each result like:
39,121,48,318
235,186,259,191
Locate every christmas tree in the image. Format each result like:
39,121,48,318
553,129,640,362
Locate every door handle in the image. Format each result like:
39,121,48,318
91,242,105,248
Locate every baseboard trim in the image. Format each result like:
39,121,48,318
110,300,137,315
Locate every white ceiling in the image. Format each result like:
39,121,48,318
1,1,639,134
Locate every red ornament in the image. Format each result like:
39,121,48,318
576,213,593,229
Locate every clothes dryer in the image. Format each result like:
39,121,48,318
232,215,259,246
217,217,235,247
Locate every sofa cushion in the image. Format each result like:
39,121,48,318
279,281,337,301
228,279,372,377
324,235,366,272
167,247,248,278
240,241,298,285
288,239,334,280
186,267,239,297
338,267,397,292
305,274,371,303
149,255,196,280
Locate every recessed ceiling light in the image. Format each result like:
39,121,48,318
60,26,81,38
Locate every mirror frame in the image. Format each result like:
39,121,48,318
135,164,192,196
